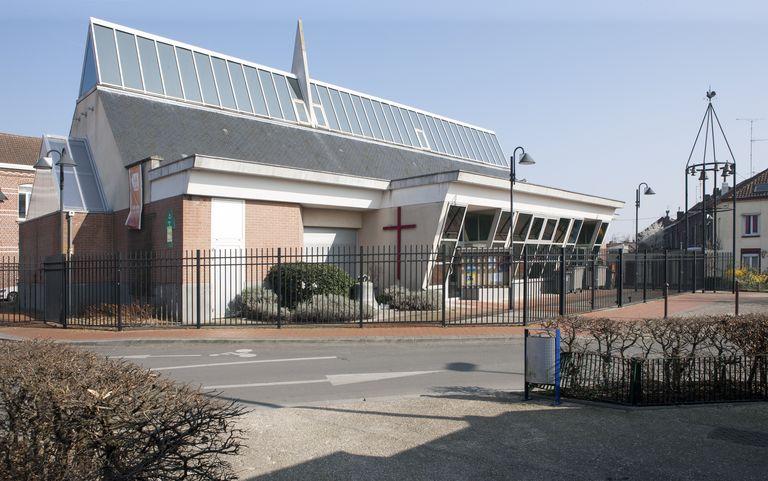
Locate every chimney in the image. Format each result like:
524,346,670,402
721,182,731,195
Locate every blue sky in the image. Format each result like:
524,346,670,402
3,0,768,239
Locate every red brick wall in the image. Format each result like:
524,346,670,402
0,168,35,256
244,200,303,250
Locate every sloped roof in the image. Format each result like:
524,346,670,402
721,167,768,202
0,132,41,166
98,89,509,181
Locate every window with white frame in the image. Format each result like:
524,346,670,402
744,214,759,236
741,250,761,271
414,128,430,150
17,184,32,220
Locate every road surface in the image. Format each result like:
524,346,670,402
85,339,522,408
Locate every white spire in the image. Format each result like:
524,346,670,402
291,19,314,125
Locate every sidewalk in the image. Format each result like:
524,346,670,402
583,291,767,320
0,324,525,344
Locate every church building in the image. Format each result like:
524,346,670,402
21,18,622,269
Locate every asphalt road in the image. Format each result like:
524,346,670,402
85,339,522,408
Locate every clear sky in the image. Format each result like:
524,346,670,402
3,0,768,240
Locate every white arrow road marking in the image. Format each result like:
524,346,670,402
151,356,338,372
203,370,443,390
210,349,258,358
112,354,203,359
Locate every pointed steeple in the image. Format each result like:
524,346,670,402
291,19,314,125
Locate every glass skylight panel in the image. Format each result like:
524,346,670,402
273,74,297,121
194,53,219,106
448,123,467,157
491,135,507,166
393,107,414,146
382,104,403,144
339,92,364,137
116,31,143,90
258,69,282,118
93,25,121,86
329,89,351,132
137,37,163,95
68,139,105,211
157,43,183,99
470,129,489,163
347,94,368,136
372,101,393,142
475,130,493,164
79,35,97,97
244,66,268,116
211,57,236,109
287,77,310,124
441,120,460,156
480,132,500,165
228,62,253,113
425,116,446,153
360,98,382,140
461,126,479,160
176,48,202,102
415,113,435,150
315,85,339,130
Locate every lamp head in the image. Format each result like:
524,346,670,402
699,170,708,181
518,152,535,165
57,152,76,168
34,156,53,170
643,186,655,196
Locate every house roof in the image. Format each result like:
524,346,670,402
721,167,768,202
0,132,41,166
98,89,511,182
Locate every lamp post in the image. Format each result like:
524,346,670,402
510,146,535,402
634,182,656,254
34,148,75,326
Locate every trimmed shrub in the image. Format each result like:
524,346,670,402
0,341,246,481
377,286,442,311
292,294,372,323
230,286,281,321
266,262,355,309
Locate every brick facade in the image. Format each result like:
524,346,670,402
0,167,35,256
19,195,305,260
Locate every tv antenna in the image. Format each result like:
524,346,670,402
737,118,767,176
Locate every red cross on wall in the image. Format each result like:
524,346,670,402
383,207,417,280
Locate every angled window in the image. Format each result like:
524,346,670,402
329,89,351,132
79,32,98,97
349,95,371,136
513,213,532,242
528,217,545,241
17,184,32,220
287,77,310,124
567,219,583,244
244,66,268,116
594,222,609,245
211,57,237,109
442,205,467,240
228,61,253,113
314,84,339,130
137,37,163,94
116,31,143,90
258,69,282,118
553,218,571,244
93,25,121,86
176,48,202,102
194,53,219,105
157,42,183,98
542,219,557,241
273,74,297,122
494,211,511,242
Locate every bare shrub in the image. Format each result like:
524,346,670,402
0,341,246,481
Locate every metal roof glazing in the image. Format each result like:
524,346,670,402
80,18,508,168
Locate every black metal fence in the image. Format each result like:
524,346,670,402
0,248,733,330
560,352,768,405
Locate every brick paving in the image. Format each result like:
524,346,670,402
583,291,768,320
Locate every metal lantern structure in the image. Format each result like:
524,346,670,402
683,90,737,291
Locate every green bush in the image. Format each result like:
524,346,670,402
0,341,246,481
377,286,442,311
293,294,372,323
266,262,355,309
230,286,282,321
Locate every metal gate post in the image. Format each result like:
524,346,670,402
523,251,529,326
558,246,565,316
590,255,596,310
677,251,682,293
692,251,697,293
115,252,122,331
617,250,624,307
442,244,447,327
630,358,644,405
195,250,201,329
358,245,364,328
642,250,647,302
61,255,68,329
276,248,282,329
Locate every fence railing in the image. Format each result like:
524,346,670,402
0,248,734,330
560,352,768,405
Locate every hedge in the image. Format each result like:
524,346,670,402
0,341,246,481
265,262,355,309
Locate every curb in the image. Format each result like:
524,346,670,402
49,335,524,346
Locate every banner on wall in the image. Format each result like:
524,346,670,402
125,164,143,230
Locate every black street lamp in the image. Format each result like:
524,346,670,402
510,146,535,402
634,182,655,254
